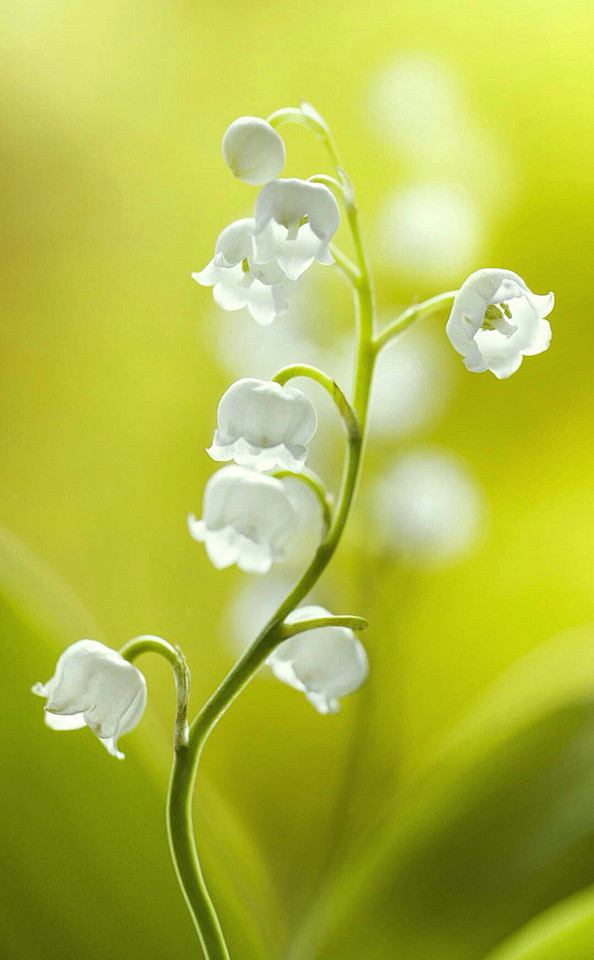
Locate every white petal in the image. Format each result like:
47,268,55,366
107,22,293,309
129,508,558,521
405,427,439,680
215,219,256,266
44,710,86,731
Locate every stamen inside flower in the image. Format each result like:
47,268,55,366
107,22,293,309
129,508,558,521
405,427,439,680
481,302,517,337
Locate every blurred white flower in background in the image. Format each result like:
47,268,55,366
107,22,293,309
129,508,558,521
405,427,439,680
376,182,483,282
372,448,485,565
368,54,466,164
367,52,514,284
325,323,454,443
223,575,299,659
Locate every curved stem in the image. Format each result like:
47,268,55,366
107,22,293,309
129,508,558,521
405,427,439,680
280,615,368,639
169,106,376,959
271,467,334,537
119,634,190,749
272,363,360,443
373,291,457,355
119,637,229,958
168,746,231,960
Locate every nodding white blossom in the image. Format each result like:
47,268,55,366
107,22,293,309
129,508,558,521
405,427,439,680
267,605,369,714
253,179,341,281
446,268,554,379
372,448,484,565
32,640,146,759
192,218,297,326
208,378,317,472
188,465,296,573
222,116,285,185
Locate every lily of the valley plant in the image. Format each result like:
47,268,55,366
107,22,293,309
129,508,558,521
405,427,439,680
32,107,554,959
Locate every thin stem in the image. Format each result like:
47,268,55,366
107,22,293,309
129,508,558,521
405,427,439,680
120,637,229,958
329,243,360,285
373,291,457,355
272,363,360,443
168,746,231,960
280,615,368,639
271,467,334,537
119,634,190,749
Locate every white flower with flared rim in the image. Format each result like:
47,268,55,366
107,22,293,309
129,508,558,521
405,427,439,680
32,640,147,759
222,116,285,185
446,268,554,379
267,605,369,714
208,378,317,472
253,179,340,281
192,218,297,326
188,465,296,573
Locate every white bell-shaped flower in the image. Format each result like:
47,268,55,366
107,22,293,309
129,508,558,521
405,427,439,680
222,116,285,185
267,605,369,714
253,179,340,281
32,640,147,759
192,218,297,326
208,378,317,472
446,268,554,379
188,465,296,573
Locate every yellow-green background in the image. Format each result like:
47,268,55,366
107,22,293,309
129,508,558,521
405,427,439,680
3,2,594,959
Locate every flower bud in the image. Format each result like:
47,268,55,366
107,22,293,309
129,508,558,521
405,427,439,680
267,605,369,714
446,268,554,379
222,116,285,185
32,640,147,759
188,465,296,573
208,378,317,472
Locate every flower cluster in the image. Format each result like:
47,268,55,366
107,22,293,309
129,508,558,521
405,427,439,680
193,117,341,325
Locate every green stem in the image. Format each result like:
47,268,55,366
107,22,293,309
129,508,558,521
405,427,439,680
373,291,457,355
168,107,376,959
281,615,368,639
168,745,231,960
119,634,190,749
272,363,360,443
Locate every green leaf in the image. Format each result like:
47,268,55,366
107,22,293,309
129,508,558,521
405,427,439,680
482,885,594,960
289,625,594,960
0,526,284,959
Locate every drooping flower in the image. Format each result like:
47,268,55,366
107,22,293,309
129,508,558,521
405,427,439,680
253,179,340,281
446,268,554,379
32,640,147,759
208,378,317,472
267,605,369,714
192,218,297,326
372,448,484,565
188,465,296,573
221,116,285,185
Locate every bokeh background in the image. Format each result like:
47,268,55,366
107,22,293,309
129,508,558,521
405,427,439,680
4,2,594,959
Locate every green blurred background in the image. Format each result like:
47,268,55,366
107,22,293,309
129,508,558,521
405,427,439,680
3,1,594,958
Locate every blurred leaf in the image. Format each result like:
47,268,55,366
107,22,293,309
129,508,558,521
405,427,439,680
287,625,594,960
482,885,594,960
0,526,284,959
